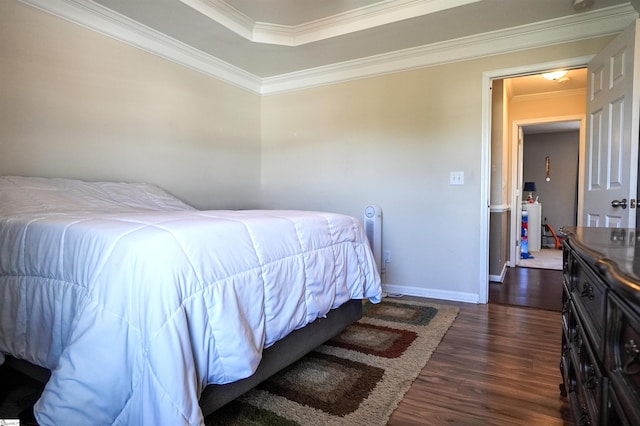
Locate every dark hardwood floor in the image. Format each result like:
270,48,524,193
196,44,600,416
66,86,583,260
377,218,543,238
389,266,572,425
490,266,563,312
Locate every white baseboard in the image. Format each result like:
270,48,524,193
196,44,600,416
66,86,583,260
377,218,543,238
382,283,480,304
489,262,508,283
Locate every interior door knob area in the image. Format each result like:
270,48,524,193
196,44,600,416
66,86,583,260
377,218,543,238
611,198,628,209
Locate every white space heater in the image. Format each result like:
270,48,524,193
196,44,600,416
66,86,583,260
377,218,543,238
364,205,382,273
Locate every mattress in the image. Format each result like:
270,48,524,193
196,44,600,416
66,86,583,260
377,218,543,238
0,176,382,425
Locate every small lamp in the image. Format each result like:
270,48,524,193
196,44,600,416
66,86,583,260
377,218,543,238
523,182,537,203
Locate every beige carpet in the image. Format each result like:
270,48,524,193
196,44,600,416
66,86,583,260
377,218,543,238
207,299,459,426
519,248,563,270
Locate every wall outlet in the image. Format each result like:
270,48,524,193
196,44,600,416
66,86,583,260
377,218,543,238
383,250,391,263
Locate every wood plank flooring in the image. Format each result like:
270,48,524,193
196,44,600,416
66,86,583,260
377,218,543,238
489,266,564,312
388,267,573,425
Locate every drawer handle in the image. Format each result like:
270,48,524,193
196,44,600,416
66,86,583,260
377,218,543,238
624,339,640,375
580,282,594,300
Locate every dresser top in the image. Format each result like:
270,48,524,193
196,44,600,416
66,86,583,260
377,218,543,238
563,226,640,296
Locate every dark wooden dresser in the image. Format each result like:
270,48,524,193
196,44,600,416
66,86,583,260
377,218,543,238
561,227,640,425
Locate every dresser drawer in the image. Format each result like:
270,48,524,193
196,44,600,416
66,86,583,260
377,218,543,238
571,255,607,356
573,317,604,424
606,293,640,426
561,295,577,397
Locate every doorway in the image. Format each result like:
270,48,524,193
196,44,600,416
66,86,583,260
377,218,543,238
490,68,587,279
506,69,586,269
488,70,585,309
516,120,580,270
488,93,586,311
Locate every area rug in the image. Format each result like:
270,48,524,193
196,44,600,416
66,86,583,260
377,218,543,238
205,298,459,426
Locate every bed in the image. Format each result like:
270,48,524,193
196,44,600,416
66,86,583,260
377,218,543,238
0,176,382,425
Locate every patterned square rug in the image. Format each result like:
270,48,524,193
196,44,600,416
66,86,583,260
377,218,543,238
206,298,459,426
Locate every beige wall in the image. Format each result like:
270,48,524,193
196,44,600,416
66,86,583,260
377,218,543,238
490,80,507,206
261,63,484,298
0,1,262,209
0,0,616,301
510,92,587,123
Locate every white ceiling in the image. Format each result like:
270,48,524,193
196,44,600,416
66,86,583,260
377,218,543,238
509,67,588,98
21,0,639,93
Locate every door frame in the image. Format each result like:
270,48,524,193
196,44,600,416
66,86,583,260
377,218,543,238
510,115,586,267
481,55,593,302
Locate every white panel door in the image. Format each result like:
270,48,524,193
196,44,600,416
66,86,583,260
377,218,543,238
583,19,640,228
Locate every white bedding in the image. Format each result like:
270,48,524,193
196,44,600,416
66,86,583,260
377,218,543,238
0,176,382,425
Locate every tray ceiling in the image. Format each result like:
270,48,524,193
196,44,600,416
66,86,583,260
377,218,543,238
19,0,640,93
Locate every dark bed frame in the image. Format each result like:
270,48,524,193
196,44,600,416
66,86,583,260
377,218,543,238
4,298,363,417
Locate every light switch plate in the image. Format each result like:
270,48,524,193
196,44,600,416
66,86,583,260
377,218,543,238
450,171,464,185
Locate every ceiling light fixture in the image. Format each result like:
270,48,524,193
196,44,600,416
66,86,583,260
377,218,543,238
542,70,568,81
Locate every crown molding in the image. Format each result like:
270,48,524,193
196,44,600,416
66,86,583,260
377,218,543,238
18,0,263,94
178,0,255,41
17,1,639,96
262,4,638,94
180,0,482,47
511,88,587,103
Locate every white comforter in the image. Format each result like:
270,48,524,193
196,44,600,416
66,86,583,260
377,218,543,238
0,176,381,425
